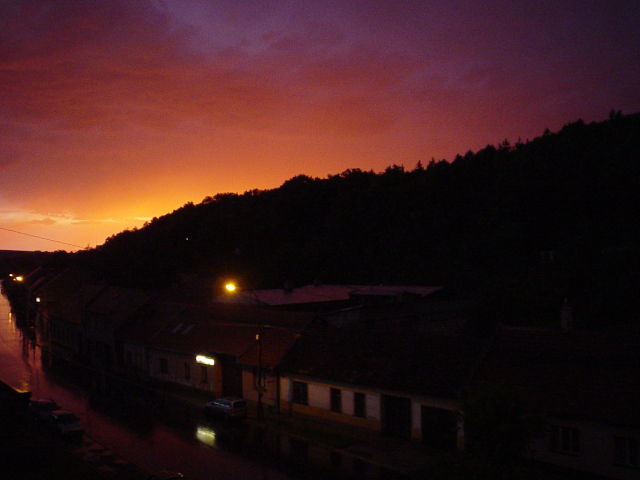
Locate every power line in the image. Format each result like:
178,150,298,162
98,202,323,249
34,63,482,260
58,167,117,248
0,226,85,249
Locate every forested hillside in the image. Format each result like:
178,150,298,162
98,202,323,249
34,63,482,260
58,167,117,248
64,111,639,329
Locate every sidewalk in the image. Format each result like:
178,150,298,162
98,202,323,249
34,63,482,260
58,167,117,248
238,402,445,479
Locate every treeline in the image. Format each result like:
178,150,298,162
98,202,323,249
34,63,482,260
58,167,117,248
54,111,640,329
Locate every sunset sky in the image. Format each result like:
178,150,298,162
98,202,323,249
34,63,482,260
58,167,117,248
1,0,639,252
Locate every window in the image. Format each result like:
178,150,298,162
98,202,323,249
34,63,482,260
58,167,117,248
549,425,580,454
354,392,366,418
615,437,639,467
292,381,308,405
201,365,208,383
331,388,342,413
159,357,168,374
184,362,190,380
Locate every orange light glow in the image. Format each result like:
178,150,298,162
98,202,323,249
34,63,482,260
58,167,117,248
1,1,638,252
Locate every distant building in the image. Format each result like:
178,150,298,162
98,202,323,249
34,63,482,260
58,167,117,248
471,324,640,480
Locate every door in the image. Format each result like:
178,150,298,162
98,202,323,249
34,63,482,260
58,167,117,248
421,405,457,451
382,395,412,439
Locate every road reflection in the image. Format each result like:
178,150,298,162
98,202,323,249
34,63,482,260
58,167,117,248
196,425,217,448
1,289,295,480
2,286,394,480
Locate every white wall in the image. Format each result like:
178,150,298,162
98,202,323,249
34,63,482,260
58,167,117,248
281,376,291,401
280,377,381,421
243,370,278,406
309,383,330,410
366,394,380,421
412,401,422,431
146,350,216,392
343,390,354,415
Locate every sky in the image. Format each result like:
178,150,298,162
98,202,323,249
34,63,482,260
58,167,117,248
1,0,639,252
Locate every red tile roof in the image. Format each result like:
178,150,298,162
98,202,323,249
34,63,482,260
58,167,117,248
216,284,444,307
238,327,302,369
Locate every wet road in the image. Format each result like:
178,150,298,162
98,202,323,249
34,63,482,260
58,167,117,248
0,287,293,480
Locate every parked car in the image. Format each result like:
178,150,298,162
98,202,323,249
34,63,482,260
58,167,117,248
204,397,248,419
47,410,84,437
29,398,60,421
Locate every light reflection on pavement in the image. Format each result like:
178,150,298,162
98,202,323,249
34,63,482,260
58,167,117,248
0,288,294,480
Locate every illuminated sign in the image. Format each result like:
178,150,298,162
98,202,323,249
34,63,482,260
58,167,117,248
196,355,215,366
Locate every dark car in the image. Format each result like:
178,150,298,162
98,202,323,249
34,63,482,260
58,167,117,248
29,398,60,421
204,397,248,419
47,410,84,437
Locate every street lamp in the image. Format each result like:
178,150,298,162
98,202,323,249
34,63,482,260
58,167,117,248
11,274,29,325
224,282,265,420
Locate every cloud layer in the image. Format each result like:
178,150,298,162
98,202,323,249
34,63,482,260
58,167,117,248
1,0,639,250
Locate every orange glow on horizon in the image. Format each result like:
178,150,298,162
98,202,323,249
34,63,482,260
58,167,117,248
1,1,638,251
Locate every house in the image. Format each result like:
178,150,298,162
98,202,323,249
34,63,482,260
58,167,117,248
34,268,99,362
119,301,187,380
22,266,55,325
82,286,151,371
277,313,485,451
235,308,315,408
120,301,314,402
123,301,232,393
470,323,640,480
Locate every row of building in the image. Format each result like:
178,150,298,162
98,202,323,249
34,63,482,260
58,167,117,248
11,267,640,480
